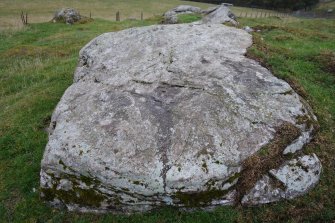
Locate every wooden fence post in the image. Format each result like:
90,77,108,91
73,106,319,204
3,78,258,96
116,11,120,21
21,11,24,25
141,11,143,20
20,11,28,25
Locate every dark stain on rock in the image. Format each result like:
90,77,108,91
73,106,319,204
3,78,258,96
130,84,183,192
201,56,210,64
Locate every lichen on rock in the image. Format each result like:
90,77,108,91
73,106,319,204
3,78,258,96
40,23,321,213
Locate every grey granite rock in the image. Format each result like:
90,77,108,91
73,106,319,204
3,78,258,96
40,24,320,213
242,154,321,205
243,26,254,33
52,8,81,24
202,5,237,25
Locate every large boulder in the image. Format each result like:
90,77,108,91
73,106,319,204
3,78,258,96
52,8,81,24
40,24,320,213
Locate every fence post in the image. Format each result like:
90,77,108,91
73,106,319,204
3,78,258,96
141,11,143,20
20,11,24,25
20,11,28,25
116,11,120,21
245,12,248,18
90,11,91,19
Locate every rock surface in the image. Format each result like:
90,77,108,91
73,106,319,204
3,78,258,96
242,154,322,205
40,23,320,213
243,26,254,33
52,8,81,24
202,5,238,25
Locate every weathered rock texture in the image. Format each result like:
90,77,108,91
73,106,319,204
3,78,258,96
40,23,321,213
202,5,238,25
242,154,321,205
52,8,81,24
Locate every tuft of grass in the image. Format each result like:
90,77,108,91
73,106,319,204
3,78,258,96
314,50,335,75
177,13,202,23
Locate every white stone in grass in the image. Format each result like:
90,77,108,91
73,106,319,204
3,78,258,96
242,154,321,205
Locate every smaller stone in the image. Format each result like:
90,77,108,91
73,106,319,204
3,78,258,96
202,5,238,26
283,127,313,154
271,154,321,199
243,26,254,33
241,175,285,205
172,5,202,14
222,3,234,7
52,8,81,24
242,154,321,205
163,11,178,24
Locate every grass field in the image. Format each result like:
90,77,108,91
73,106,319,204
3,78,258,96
0,2,335,222
0,0,215,30
315,0,335,11
0,0,282,30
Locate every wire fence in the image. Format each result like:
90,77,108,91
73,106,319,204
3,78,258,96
235,10,290,18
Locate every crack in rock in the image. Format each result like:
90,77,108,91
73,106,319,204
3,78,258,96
40,24,321,213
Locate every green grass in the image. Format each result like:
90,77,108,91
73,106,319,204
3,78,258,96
0,0,281,30
0,0,214,30
238,17,335,222
315,0,335,11
177,13,203,23
0,14,334,223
